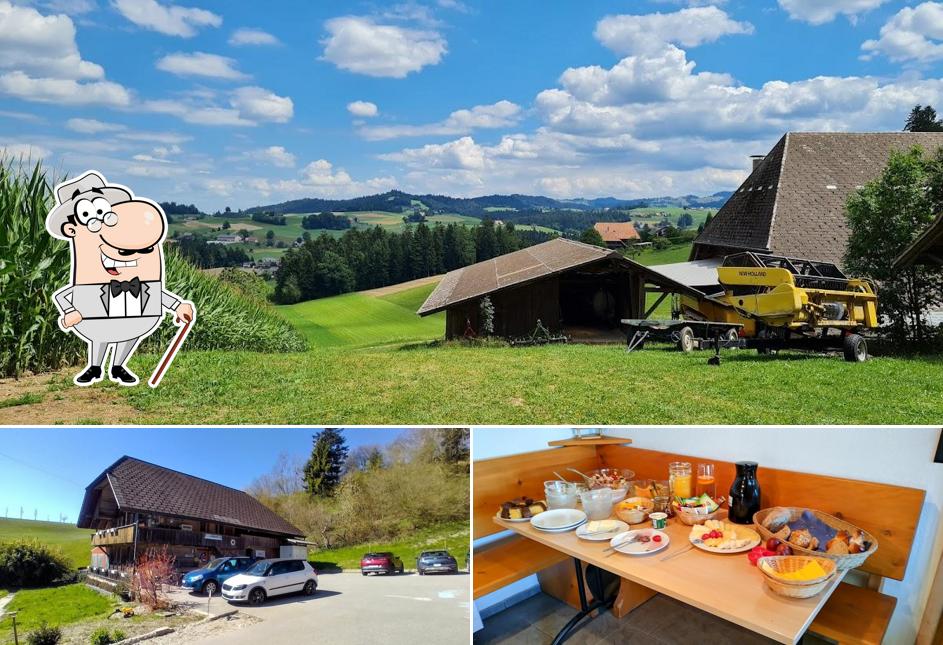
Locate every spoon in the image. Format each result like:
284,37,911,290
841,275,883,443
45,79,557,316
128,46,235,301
553,471,569,482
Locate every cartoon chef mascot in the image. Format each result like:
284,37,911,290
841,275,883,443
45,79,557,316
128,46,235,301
46,171,195,386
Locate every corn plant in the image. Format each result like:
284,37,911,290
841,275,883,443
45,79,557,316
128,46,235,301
0,160,83,377
0,158,305,378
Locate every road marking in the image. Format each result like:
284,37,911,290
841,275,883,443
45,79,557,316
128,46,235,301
438,590,458,599
385,594,432,602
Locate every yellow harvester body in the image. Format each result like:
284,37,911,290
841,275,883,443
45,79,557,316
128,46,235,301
678,255,879,336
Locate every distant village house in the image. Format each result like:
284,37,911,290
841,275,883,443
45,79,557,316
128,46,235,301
593,222,640,249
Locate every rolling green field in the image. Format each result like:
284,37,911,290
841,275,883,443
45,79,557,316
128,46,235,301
279,283,443,348
628,206,713,229
310,521,468,571
0,519,91,569
632,242,694,266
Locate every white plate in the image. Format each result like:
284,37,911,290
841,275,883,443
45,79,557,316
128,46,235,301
531,508,587,532
576,520,629,541
609,529,670,555
688,526,761,554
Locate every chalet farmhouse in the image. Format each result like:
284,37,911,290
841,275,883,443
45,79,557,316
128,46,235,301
692,132,943,267
78,456,302,573
593,222,639,249
417,237,700,340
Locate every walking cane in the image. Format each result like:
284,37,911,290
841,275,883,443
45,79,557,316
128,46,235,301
148,311,194,388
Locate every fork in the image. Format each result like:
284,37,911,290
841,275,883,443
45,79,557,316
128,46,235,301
603,534,640,554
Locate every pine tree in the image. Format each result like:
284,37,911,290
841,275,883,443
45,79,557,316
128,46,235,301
303,428,350,497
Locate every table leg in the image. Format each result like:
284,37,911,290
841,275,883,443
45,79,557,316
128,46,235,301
550,558,613,645
611,577,657,619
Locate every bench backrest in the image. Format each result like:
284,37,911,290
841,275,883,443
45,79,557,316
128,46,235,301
473,445,599,539
599,445,925,581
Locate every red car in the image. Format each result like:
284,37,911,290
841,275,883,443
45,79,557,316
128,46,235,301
360,552,404,575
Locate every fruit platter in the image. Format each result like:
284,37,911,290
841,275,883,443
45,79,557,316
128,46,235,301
689,519,761,553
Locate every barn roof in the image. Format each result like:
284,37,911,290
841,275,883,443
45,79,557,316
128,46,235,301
594,221,639,243
895,213,943,268
418,237,703,315
695,132,943,265
77,456,302,537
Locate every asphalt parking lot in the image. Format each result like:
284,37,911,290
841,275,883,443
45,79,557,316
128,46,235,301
170,571,470,644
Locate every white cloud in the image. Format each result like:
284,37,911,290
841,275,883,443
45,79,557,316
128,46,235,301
0,1,103,79
66,117,126,133
117,131,190,144
229,27,279,46
257,145,295,167
0,142,51,159
144,99,254,126
862,2,943,62
360,100,521,140
594,7,753,55
156,52,248,80
321,16,446,78
0,71,130,105
779,0,888,25
132,153,171,163
230,86,293,123
347,100,378,117
41,0,97,15
112,0,221,37
242,159,396,199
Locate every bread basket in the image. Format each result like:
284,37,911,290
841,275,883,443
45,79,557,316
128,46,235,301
757,556,837,599
674,504,725,526
753,507,878,570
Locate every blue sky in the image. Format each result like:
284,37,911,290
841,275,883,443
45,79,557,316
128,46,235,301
0,427,405,523
1,0,942,210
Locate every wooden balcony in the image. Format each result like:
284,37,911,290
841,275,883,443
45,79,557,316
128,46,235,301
91,524,281,551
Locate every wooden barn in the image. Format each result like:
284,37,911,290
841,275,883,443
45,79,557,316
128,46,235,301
895,213,943,269
417,238,700,340
78,456,302,574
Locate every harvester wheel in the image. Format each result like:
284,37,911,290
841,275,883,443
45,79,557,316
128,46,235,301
725,328,739,346
843,334,868,362
677,327,695,353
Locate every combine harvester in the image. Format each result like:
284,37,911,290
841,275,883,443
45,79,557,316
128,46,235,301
622,253,879,363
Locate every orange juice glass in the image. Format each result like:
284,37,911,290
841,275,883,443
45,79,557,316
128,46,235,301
696,463,716,498
669,462,692,499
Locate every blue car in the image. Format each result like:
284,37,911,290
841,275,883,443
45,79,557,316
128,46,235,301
182,556,256,596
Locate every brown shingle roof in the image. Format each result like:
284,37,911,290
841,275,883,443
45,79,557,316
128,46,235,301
594,222,639,243
418,237,704,315
77,456,301,537
695,132,943,266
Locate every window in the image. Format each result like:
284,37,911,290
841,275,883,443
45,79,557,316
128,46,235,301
288,560,305,572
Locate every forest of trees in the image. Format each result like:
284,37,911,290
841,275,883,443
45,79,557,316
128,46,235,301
274,220,552,303
174,236,251,268
251,212,287,225
302,211,352,230
159,201,202,215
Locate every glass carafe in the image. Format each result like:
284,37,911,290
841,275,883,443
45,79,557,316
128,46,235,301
728,461,761,524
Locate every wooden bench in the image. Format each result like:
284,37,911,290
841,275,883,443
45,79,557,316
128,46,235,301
474,440,926,645
473,444,600,599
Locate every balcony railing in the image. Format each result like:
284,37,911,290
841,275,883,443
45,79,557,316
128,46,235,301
91,524,281,551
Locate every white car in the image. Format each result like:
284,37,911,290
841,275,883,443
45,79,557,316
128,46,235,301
221,558,318,605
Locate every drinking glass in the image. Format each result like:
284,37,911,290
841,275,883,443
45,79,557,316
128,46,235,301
696,463,716,498
579,488,613,521
669,462,693,499
544,481,578,509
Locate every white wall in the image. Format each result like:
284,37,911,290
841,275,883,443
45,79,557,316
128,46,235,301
472,426,943,645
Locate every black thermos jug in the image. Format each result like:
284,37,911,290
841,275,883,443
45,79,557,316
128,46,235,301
728,461,760,524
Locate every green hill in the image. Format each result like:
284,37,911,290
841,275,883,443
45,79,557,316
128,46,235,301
278,282,443,348
310,521,468,571
0,518,92,570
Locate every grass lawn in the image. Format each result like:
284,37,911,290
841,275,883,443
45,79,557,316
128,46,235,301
0,519,92,569
278,283,442,348
631,242,694,266
0,584,114,644
310,521,469,571
628,206,712,228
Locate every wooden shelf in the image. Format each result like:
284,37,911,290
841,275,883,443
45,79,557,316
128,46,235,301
547,435,632,447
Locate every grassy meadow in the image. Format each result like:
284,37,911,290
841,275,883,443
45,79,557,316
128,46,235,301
310,520,468,571
0,584,114,644
0,519,92,570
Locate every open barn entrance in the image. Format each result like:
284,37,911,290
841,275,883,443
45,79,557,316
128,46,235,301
558,263,633,343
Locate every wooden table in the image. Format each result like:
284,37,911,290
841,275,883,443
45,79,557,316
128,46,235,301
494,515,846,644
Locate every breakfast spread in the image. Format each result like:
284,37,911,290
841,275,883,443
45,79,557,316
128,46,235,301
761,508,871,555
690,519,760,551
499,497,547,520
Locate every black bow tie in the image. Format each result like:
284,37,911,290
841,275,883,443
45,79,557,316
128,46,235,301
109,277,141,297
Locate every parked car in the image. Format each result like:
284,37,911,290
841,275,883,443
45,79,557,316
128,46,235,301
360,552,404,575
416,550,458,575
181,556,255,596
221,558,318,605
